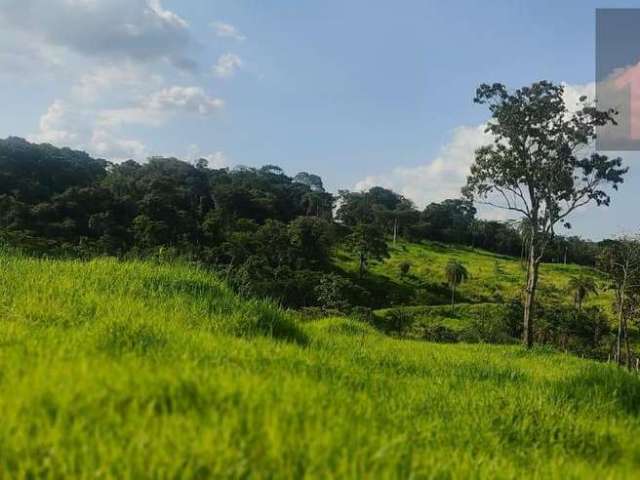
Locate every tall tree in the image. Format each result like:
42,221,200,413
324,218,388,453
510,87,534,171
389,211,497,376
345,224,389,278
445,259,469,310
463,81,626,348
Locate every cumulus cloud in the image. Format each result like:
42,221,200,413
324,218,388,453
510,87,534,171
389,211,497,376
213,53,243,78
29,99,147,161
211,21,246,41
355,125,491,209
31,85,222,161
98,86,224,127
32,100,84,145
0,0,194,69
90,129,148,160
71,64,163,103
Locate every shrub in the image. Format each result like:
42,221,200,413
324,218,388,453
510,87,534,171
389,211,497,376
399,261,412,277
384,308,415,336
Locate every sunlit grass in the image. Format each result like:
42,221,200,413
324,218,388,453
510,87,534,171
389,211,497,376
336,239,612,309
0,252,639,478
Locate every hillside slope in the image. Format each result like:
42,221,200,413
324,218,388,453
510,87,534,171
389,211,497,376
337,239,608,308
0,252,639,478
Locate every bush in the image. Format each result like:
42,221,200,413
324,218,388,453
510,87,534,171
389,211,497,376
349,306,376,324
384,308,415,336
422,323,459,343
399,261,412,277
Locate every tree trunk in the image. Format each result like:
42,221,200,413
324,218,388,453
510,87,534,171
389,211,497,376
624,317,631,370
359,251,366,278
615,286,626,365
451,284,456,311
523,242,540,349
393,217,398,245
576,295,582,312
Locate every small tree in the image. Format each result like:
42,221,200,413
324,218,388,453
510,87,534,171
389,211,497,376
315,273,352,312
567,276,598,311
345,224,389,278
399,261,412,278
464,81,626,348
445,259,468,310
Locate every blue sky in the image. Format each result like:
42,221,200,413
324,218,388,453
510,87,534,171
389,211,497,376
0,0,638,239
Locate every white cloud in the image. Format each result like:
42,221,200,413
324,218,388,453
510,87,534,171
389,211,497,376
213,53,243,78
355,124,491,209
29,99,147,161
98,86,224,127
187,144,228,168
211,21,246,41
31,100,83,145
562,81,595,110
0,0,194,69
90,129,147,160
30,84,223,161
71,64,163,103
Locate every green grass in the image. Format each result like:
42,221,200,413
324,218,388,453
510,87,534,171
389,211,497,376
1,252,640,478
337,239,612,310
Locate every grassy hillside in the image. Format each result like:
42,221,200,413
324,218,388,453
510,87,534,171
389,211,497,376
337,239,609,308
1,252,640,478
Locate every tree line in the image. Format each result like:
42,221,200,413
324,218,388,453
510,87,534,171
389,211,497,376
0,135,609,308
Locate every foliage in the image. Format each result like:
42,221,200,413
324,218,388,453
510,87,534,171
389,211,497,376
344,223,389,277
445,258,469,308
567,275,598,310
398,260,411,277
464,81,626,347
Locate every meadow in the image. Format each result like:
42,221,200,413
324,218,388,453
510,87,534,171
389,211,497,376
1,250,640,478
337,239,608,307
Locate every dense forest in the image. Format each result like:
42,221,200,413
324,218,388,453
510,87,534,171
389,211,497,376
0,136,608,309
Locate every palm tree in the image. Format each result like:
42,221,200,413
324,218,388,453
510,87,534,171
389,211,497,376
567,276,598,311
445,259,469,311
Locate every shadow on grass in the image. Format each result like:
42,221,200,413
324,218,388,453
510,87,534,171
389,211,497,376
549,364,640,416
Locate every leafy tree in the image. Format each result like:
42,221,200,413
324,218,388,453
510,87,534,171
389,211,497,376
288,216,335,268
345,224,389,278
336,187,418,242
464,81,626,348
445,259,469,310
315,273,353,312
423,199,476,244
567,276,598,311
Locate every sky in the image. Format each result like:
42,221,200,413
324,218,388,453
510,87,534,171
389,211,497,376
0,0,639,240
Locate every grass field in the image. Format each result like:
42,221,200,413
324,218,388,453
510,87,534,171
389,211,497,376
337,239,609,308
1,251,640,478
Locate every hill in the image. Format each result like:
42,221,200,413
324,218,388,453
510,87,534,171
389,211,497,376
1,251,639,478
337,239,607,308
335,240,620,351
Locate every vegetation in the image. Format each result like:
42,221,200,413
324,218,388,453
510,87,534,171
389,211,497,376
597,238,640,367
1,251,640,478
568,275,598,311
445,259,469,309
1,79,640,477
464,81,626,347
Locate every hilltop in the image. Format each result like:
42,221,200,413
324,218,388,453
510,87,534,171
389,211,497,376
1,251,639,478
